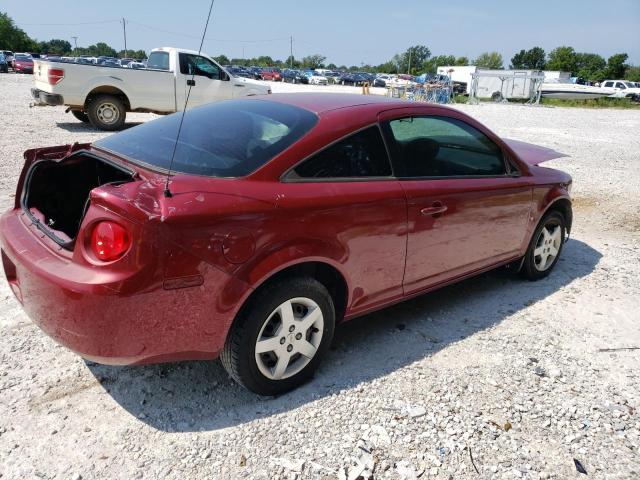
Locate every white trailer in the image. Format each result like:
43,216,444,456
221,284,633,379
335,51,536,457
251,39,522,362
436,66,477,93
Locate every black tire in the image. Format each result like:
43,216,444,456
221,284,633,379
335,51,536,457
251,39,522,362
71,110,90,123
221,277,335,396
491,91,503,102
520,211,566,280
86,94,126,131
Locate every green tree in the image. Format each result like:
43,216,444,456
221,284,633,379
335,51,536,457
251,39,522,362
213,54,230,65
546,46,577,73
118,49,146,59
0,11,38,51
301,54,326,69
284,55,301,68
39,39,72,55
455,56,469,66
606,53,629,79
511,47,546,69
423,55,456,74
574,52,606,81
395,45,431,74
326,63,337,70
474,51,503,69
624,66,640,82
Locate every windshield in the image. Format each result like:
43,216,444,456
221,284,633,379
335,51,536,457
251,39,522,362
95,99,318,177
15,54,31,60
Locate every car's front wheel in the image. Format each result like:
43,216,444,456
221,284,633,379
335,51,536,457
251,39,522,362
521,210,566,280
221,277,335,395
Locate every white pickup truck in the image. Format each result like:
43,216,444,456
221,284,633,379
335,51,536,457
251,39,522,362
31,47,272,130
601,80,640,100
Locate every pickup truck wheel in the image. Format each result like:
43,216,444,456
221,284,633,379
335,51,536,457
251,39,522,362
71,110,90,123
221,277,335,396
87,95,126,131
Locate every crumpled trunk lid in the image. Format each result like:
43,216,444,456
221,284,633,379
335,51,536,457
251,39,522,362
503,139,568,166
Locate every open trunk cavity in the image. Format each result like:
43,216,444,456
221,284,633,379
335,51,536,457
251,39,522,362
23,152,135,247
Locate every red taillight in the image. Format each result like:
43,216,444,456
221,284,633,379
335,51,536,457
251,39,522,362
48,68,65,85
90,221,130,262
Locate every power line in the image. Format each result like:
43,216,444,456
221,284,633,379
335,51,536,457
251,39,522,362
15,19,120,26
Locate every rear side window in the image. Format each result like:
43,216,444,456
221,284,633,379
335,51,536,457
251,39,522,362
291,126,392,179
147,51,170,70
387,116,505,177
95,100,318,177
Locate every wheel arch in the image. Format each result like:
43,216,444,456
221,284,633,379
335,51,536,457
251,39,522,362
84,85,131,111
235,259,350,328
543,196,573,236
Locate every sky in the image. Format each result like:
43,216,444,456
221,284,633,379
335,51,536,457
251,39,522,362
4,0,640,66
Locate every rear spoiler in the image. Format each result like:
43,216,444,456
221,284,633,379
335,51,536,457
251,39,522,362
503,139,568,166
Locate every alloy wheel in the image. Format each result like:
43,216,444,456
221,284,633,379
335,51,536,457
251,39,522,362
533,224,562,272
254,297,324,380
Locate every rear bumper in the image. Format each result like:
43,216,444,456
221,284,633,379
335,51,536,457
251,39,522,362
0,208,249,365
31,88,63,106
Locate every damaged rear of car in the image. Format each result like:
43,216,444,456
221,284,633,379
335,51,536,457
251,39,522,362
0,141,250,365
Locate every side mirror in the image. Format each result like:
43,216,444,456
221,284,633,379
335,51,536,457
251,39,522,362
221,71,230,81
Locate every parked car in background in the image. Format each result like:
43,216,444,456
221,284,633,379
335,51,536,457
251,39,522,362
119,58,135,67
601,80,640,100
281,69,308,84
30,46,271,130
227,66,253,79
127,61,146,69
260,67,282,81
76,57,94,65
304,70,328,85
0,94,573,395
338,72,368,86
13,53,34,74
0,53,8,73
2,51,14,69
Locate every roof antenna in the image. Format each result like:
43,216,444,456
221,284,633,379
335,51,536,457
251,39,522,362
163,0,215,198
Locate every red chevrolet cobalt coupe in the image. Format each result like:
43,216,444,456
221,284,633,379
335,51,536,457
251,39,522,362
0,94,572,395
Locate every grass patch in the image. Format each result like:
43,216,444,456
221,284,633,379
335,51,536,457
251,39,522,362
452,95,639,109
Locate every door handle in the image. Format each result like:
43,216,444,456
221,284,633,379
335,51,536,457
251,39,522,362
187,79,196,86
421,202,448,216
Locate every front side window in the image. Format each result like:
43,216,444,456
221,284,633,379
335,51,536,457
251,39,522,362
179,53,221,79
290,126,391,179
386,116,505,177
604,81,614,87
147,51,170,70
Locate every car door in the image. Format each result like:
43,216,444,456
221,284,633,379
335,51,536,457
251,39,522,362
380,109,532,295
280,125,408,316
177,53,232,108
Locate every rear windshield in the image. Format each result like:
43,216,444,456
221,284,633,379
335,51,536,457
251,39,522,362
147,51,170,70
94,99,318,177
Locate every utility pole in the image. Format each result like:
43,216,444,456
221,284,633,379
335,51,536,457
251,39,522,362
407,47,412,75
289,36,293,68
122,18,127,58
71,36,78,56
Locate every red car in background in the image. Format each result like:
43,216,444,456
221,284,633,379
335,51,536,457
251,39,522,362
13,53,34,74
260,67,282,81
0,94,572,395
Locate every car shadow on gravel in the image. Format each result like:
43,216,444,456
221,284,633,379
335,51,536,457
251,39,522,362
54,122,143,133
86,238,601,432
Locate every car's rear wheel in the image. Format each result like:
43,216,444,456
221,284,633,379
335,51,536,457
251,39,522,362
71,110,90,123
221,277,335,395
87,94,126,131
521,211,566,280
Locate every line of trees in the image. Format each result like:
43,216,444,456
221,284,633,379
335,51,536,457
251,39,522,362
3,10,639,81
1,11,146,59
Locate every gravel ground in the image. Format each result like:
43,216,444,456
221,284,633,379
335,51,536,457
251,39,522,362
1,73,639,480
